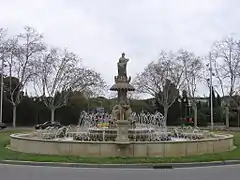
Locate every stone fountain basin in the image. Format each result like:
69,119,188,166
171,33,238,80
9,133,234,157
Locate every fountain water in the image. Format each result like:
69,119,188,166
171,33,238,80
32,110,206,142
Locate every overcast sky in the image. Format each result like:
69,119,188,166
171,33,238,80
1,0,240,97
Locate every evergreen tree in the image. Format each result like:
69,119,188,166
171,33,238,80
216,94,221,107
209,87,216,108
181,90,189,118
197,101,201,109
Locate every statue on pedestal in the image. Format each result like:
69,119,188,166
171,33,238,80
109,53,135,129
118,53,129,77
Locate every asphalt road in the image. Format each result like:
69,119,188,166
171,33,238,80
0,164,240,180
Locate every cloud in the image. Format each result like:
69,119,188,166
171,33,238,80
1,0,240,96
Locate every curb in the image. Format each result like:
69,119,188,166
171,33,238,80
0,160,240,169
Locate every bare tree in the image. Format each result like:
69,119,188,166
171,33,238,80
134,50,185,125
212,36,240,127
3,26,46,127
212,36,240,96
178,50,203,127
0,28,7,54
34,48,106,122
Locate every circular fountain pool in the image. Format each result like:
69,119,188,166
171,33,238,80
9,111,234,157
9,131,234,157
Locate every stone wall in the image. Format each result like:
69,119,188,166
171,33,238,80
9,133,234,157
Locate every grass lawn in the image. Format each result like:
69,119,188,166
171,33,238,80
0,130,240,164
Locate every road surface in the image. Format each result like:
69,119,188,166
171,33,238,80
0,163,240,180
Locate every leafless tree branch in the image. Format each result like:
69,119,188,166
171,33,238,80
33,48,106,121
133,50,185,123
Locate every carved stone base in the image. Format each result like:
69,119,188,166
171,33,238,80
115,120,130,142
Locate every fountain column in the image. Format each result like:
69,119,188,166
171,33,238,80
115,120,130,142
110,53,135,144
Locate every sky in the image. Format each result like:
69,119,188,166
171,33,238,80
1,0,240,98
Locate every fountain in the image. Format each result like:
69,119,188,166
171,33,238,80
9,53,234,157
73,111,169,141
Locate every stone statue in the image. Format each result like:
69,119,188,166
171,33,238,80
109,53,135,134
110,103,132,126
110,104,123,127
118,53,129,77
122,104,132,122
110,105,118,127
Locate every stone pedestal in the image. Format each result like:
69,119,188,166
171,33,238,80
115,120,129,142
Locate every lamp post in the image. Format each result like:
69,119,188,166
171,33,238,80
208,53,214,131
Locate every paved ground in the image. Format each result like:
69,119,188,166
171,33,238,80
0,164,240,180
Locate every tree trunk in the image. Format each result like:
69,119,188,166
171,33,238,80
193,106,198,127
13,105,16,128
51,108,55,122
225,106,229,129
163,106,168,127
